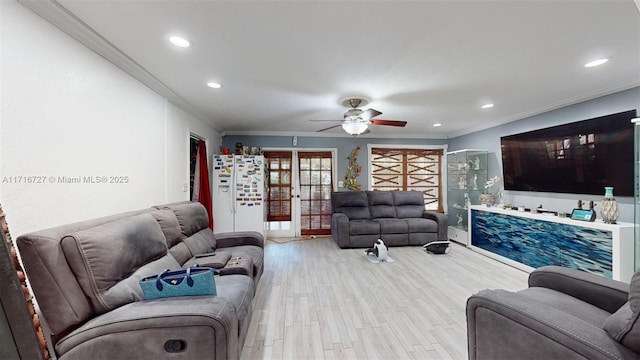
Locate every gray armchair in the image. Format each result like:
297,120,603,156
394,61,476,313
467,266,640,360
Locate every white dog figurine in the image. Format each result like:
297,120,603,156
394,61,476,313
364,239,393,263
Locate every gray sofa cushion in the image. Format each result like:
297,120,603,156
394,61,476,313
150,209,183,247
393,191,426,218
604,270,640,353
376,218,409,233
367,191,396,218
161,202,218,257
405,218,438,233
150,209,194,265
61,214,173,313
349,220,380,235
16,208,153,337
167,202,213,240
519,287,611,327
332,191,370,220
220,245,264,279
183,228,217,256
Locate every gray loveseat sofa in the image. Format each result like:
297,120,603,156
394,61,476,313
331,190,448,248
467,266,640,359
16,201,263,360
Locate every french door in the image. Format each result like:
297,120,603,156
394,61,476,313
264,149,335,238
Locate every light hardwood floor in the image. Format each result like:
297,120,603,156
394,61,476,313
241,237,529,360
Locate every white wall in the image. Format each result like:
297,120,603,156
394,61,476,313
0,1,220,236
166,103,221,202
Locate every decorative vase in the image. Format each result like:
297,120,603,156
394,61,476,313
600,186,619,224
479,193,495,206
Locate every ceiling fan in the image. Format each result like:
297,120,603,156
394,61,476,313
310,97,407,135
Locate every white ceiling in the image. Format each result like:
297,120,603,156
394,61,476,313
25,0,640,138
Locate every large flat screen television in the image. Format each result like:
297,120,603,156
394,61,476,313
501,110,636,196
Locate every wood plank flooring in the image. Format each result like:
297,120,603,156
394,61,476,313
241,237,529,360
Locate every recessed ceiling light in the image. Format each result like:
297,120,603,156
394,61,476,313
206,82,222,89
433,123,442,127
169,36,190,48
584,58,609,68
481,103,494,109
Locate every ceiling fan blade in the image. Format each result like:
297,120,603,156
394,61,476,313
370,119,407,127
316,124,342,132
360,108,383,121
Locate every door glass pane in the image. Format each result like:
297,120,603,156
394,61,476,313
264,151,293,222
299,170,310,184
281,172,291,184
298,152,333,236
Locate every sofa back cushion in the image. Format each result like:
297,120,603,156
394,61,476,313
603,269,640,353
393,191,426,218
366,191,396,218
61,213,176,314
16,208,153,337
159,202,217,260
331,191,370,220
149,209,193,264
150,209,183,247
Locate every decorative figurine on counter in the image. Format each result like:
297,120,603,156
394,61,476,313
473,156,480,170
458,176,466,189
472,174,478,190
457,213,463,226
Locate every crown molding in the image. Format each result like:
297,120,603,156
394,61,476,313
18,0,217,130
221,130,448,140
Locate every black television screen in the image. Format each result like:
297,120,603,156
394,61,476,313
501,110,636,196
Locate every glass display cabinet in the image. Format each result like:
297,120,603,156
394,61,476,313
446,149,488,245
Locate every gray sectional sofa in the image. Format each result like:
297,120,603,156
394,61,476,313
16,201,263,360
330,190,448,248
467,266,640,359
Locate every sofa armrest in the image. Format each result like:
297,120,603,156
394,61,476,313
467,289,638,360
528,266,629,313
422,211,448,241
56,296,239,360
215,231,264,249
331,213,350,248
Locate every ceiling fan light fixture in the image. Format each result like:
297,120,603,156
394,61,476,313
342,122,368,135
585,58,609,68
169,36,190,48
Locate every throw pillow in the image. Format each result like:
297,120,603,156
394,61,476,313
603,270,640,353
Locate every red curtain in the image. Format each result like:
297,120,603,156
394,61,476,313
193,141,214,230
